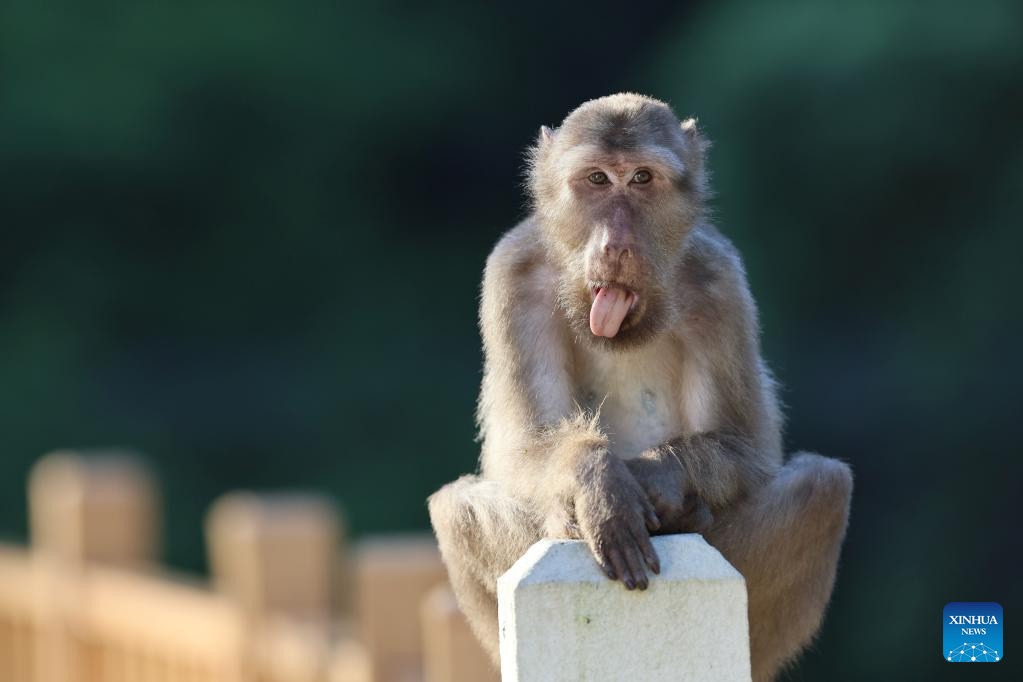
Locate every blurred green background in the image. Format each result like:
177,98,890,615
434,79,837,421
1,0,1020,679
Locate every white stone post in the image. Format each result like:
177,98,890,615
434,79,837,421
497,534,751,682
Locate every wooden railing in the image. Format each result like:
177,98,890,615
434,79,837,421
0,545,38,682
0,451,496,682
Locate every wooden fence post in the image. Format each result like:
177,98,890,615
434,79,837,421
29,450,159,567
353,535,447,682
28,450,160,682
206,492,344,682
205,491,343,627
420,584,499,682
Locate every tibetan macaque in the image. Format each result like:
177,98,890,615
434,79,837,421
428,93,852,681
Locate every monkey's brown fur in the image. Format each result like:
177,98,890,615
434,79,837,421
429,93,852,682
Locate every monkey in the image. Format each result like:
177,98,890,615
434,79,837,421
428,93,852,682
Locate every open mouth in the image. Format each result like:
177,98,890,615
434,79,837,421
588,283,639,338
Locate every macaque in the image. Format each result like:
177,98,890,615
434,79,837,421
428,93,852,681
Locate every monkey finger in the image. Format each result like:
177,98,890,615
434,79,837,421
632,527,660,575
631,492,659,531
593,549,616,580
622,542,648,590
645,509,661,532
638,493,657,519
606,547,635,590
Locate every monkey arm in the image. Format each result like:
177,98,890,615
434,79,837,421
641,358,782,513
627,378,780,515
475,221,608,508
640,432,778,512
624,429,777,531
476,223,661,587
630,230,783,513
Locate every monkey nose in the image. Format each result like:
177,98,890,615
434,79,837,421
602,244,631,264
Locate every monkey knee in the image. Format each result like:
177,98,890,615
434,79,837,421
430,476,541,594
429,476,535,551
788,453,851,496
822,457,853,502
809,455,852,505
428,475,481,543
427,480,459,532
786,454,852,533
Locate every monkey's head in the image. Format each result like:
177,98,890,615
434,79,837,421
527,93,709,350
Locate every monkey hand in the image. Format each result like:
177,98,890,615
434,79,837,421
572,451,661,590
625,449,715,535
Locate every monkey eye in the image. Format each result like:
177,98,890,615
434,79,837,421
631,170,652,184
587,171,609,185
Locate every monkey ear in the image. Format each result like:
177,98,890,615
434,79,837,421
538,125,556,145
680,118,700,138
681,118,710,155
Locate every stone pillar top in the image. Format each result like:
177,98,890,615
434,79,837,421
501,534,744,588
498,534,751,682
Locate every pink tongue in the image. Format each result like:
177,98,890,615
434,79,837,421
589,286,635,337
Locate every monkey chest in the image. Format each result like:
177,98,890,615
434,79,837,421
572,345,686,459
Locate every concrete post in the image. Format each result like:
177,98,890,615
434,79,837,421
498,534,752,682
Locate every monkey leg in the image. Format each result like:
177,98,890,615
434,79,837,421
427,474,543,666
703,452,853,682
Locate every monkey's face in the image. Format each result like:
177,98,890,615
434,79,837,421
563,152,694,348
528,95,707,350
534,148,704,350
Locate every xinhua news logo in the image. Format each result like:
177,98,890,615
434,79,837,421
944,602,1002,662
